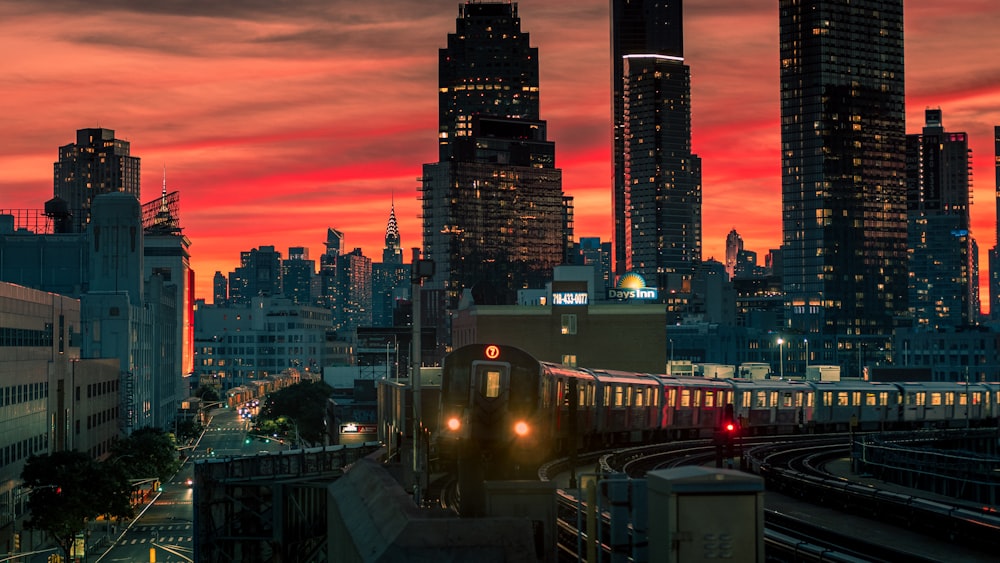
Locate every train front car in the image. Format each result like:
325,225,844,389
438,343,543,516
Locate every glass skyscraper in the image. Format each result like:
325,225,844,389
422,2,566,307
906,109,976,329
779,0,907,361
612,0,701,290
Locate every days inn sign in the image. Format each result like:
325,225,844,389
608,272,658,301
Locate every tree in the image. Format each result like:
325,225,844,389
194,384,220,402
22,451,132,562
256,381,334,446
110,427,182,482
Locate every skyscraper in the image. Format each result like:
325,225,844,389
780,0,907,359
282,246,315,305
422,2,566,306
990,126,1000,323
372,203,410,327
906,109,975,329
612,0,701,288
54,128,141,233
725,229,743,280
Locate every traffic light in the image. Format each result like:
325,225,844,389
244,435,252,445
13,532,19,551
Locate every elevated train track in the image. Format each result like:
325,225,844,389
539,432,999,562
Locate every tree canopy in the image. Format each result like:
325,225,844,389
109,427,182,482
256,381,334,446
22,450,132,561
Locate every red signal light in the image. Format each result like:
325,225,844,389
725,422,735,432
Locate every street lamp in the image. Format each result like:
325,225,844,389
777,338,784,379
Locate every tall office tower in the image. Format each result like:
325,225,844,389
228,245,282,305
725,229,743,279
213,271,228,305
373,204,410,327
54,128,141,233
990,126,1000,322
282,246,315,305
317,228,345,311
906,109,975,329
422,2,566,306
612,0,701,288
780,0,906,360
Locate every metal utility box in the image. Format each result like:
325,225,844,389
485,480,558,563
647,466,764,563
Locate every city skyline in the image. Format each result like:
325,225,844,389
2,1,998,305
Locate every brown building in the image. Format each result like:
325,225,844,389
451,281,667,373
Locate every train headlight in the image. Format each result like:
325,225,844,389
446,417,462,432
513,421,530,437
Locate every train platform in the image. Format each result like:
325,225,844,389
548,458,995,562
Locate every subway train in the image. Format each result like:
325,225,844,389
436,343,1000,491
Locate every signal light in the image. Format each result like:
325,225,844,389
446,417,461,431
513,421,529,437
725,422,735,432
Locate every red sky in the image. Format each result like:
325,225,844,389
2,1,999,307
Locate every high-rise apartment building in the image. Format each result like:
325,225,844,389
612,0,701,287
779,0,907,362
282,246,315,305
906,109,975,329
422,2,566,306
54,128,141,233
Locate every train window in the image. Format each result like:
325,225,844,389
946,393,955,406
769,391,778,407
971,392,981,405
852,392,860,405
693,390,701,408
704,392,715,408
604,386,611,407
741,391,750,408
667,388,676,408
625,387,632,407
542,379,552,408
579,386,587,407
615,386,624,407
807,393,814,407
755,391,766,408
958,393,966,406
477,367,503,398
587,384,596,407
782,393,793,407
680,389,691,408
915,392,926,406
836,392,848,406
879,392,889,406
794,392,803,407
865,393,876,406
822,391,832,406
930,393,942,406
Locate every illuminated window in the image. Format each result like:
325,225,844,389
478,368,502,398
561,355,577,367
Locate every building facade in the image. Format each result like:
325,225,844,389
53,128,141,233
779,0,907,361
906,109,976,329
612,0,701,286
989,126,1000,323
422,2,566,308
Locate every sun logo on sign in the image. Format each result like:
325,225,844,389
616,272,647,289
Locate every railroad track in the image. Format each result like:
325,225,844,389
540,433,999,562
